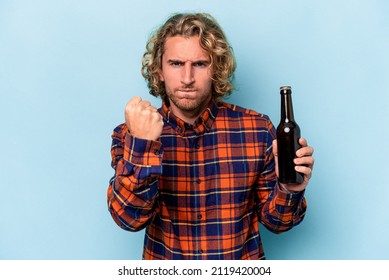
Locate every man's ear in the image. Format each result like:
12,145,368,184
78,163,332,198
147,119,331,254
158,69,164,82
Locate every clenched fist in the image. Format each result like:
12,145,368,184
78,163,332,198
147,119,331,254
125,96,164,141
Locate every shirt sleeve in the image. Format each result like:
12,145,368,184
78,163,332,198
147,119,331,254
107,124,163,232
256,118,307,233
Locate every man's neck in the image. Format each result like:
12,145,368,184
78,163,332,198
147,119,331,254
167,96,212,125
170,108,201,125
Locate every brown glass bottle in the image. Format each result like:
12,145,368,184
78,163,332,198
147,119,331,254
276,86,304,184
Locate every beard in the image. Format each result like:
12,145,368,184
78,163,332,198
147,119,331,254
166,86,212,116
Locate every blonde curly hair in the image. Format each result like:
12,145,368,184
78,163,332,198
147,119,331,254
141,13,236,101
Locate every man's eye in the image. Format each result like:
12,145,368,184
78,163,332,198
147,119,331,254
193,62,208,67
170,61,183,67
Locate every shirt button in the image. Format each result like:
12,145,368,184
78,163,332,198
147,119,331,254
197,214,202,219
196,179,201,184
194,143,200,149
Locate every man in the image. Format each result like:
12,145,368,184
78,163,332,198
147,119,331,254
107,13,314,260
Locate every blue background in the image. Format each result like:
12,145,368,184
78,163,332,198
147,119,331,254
1,0,388,260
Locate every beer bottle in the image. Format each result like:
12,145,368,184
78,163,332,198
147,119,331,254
276,86,304,184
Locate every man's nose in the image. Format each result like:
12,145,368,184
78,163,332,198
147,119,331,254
181,62,194,85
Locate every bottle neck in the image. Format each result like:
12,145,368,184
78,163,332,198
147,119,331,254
280,91,295,122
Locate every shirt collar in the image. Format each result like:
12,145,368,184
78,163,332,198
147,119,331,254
159,99,219,136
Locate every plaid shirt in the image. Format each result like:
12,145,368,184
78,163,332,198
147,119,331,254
107,99,306,259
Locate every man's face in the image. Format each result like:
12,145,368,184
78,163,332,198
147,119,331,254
159,35,214,123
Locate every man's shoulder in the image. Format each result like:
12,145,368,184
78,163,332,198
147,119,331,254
216,102,275,137
217,102,271,121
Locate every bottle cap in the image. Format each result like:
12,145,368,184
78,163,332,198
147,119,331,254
280,86,292,91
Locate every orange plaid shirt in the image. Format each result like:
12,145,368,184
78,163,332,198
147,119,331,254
107,99,307,259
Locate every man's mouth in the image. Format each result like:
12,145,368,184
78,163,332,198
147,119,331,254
178,88,196,92
176,89,197,97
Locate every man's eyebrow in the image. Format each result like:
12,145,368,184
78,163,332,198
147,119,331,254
194,59,210,63
167,59,183,63
166,58,210,63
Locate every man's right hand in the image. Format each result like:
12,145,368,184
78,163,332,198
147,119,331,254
125,96,164,141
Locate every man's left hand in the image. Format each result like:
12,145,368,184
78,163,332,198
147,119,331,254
272,138,315,192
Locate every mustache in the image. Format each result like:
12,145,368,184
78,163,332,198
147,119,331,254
177,86,197,91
